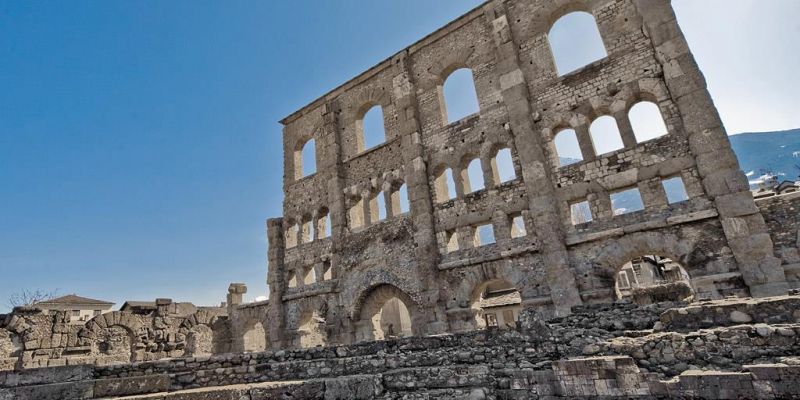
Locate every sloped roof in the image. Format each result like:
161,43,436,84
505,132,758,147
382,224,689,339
37,294,114,306
119,301,156,310
479,289,521,309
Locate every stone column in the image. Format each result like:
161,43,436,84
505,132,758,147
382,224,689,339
226,284,245,307
391,51,449,335
265,218,287,348
574,124,597,162
614,110,638,148
634,0,787,297
484,2,583,315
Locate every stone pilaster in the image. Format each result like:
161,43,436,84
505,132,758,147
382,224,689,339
265,218,287,348
484,1,582,315
634,0,787,297
391,51,449,335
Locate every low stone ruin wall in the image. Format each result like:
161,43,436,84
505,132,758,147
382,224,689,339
0,303,228,371
2,295,800,399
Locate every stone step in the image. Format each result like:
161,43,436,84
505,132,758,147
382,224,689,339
109,380,316,400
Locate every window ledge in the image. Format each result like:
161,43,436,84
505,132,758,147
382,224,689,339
565,208,719,246
283,280,338,301
443,113,481,130
438,244,538,270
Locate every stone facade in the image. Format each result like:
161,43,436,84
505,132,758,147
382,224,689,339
0,299,227,371
263,0,790,350
2,0,799,398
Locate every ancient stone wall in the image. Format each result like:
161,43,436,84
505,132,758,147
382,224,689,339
0,300,227,372
3,296,799,399
265,0,790,350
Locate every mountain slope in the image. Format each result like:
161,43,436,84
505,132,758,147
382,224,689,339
729,128,800,184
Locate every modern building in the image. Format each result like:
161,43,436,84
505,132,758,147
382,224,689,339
34,294,114,324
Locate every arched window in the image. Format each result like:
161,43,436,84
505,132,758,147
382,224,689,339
548,12,607,76
301,139,316,176
463,159,485,194
361,106,385,151
374,192,387,221
628,101,668,143
589,116,624,156
493,148,516,184
434,167,457,202
442,68,480,124
554,129,583,166
293,138,316,180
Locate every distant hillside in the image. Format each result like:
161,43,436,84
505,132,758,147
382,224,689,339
729,129,800,185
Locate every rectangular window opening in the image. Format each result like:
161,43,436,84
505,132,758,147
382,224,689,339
662,176,689,204
510,215,526,238
610,188,645,216
474,224,496,247
570,201,593,225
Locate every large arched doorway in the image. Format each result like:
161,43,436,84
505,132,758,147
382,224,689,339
354,285,416,342
470,279,522,330
615,255,693,304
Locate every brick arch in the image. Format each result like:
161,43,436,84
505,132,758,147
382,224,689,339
526,0,603,36
631,78,672,106
418,47,476,90
352,284,417,319
448,266,529,310
179,309,219,331
86,311,142,338
589,231,696,281
351,87,391,119
481,138,515,161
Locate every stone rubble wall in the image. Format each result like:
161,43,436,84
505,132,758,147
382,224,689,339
0,303,228,372
757,192,800,288
3,296,800,399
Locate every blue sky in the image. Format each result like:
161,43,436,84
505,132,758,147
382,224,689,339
0,1,798,312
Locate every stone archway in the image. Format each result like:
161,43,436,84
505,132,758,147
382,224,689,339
94,325,135,364
585,231,702,303
615,255,694,304
469,279,522,330
353,284,419,342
